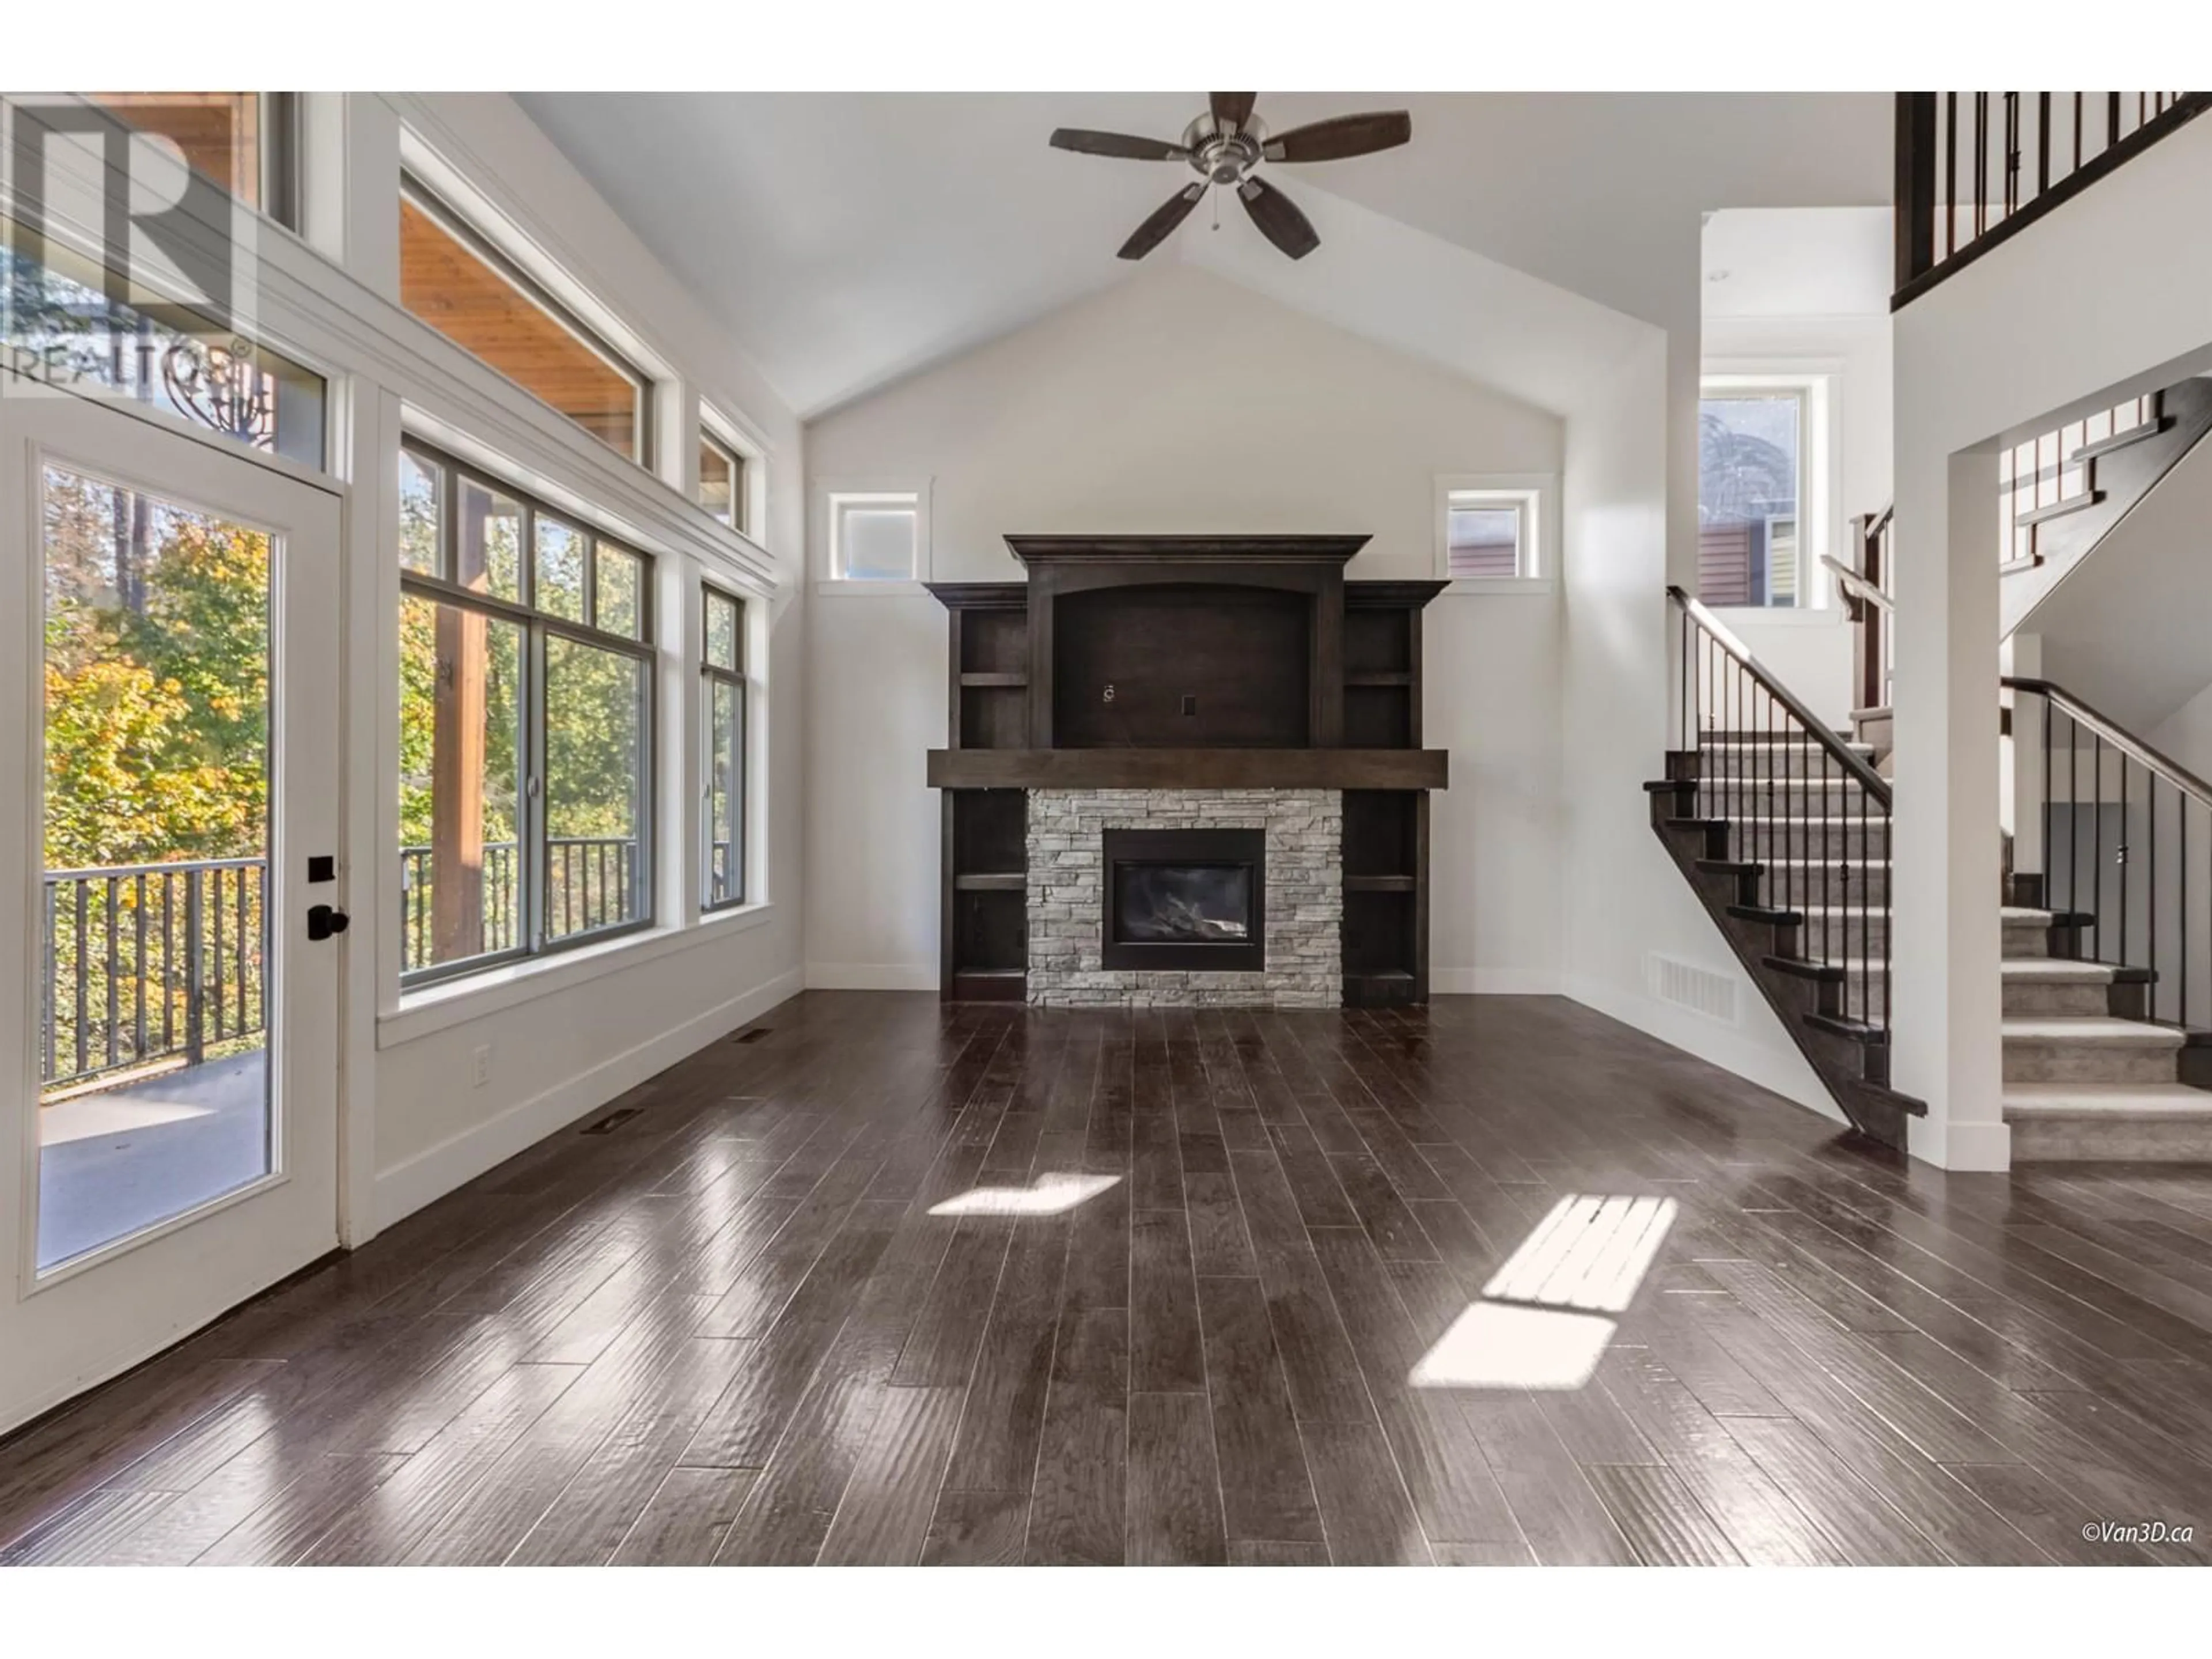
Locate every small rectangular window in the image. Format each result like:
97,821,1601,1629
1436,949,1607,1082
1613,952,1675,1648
1435,479,1546,586
699,430,748,533
399,181,648,463
398,441,656,985
830,493,919,582
701,586,747,912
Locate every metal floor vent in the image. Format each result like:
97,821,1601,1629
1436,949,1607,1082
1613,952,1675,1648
734,1028,772,1045
581,1106,643,1136
1645,953,1740,1025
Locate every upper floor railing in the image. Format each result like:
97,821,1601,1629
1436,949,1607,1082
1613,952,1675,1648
1894,93,2210,308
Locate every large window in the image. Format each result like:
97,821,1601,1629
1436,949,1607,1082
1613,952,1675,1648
399,181,649,463
701,586,747,912
1699,385,1808,608
398,442,654,983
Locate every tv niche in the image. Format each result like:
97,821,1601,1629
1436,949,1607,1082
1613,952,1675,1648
1100,827,1266,972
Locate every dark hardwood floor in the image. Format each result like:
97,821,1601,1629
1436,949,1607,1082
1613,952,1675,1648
6,992,2212,1566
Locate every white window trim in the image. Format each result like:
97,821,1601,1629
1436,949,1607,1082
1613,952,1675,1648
1433,472,1558,593
1700,361,1843,614
814,478,933,596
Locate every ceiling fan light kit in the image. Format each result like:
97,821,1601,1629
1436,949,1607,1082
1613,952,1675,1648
1049,92,1412,263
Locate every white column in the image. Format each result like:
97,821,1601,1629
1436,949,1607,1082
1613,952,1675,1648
1893,444,2008,1169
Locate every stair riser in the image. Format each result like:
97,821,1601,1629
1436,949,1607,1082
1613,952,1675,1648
2003,1043,2180,1085
1840,982,1890,1021
1731,825,1891,860
1698,750,1872,781
1799,914,1889,959
2002,982,2113,1017
1697,787,1870,818
2002,922,2050,960
2012,1115,2212,1162
1755,866,1889,907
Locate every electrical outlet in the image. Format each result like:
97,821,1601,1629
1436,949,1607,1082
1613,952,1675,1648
471,1045,491,1089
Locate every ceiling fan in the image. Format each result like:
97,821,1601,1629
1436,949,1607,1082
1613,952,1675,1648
1049,92,1411,263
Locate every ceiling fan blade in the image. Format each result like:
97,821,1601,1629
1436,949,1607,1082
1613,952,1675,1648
1264,111,1412,164
1118,183,1207,260
1237,176,1319,260
1210,92,1258,134
1050,127,1191,161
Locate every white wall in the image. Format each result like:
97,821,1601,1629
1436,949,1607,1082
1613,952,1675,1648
803,263,1567,997
1558,331,1839,1119
1891,116,2212,1169
339,96,810,1227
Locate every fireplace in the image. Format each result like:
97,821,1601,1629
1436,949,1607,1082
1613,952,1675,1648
1100,827,1266,972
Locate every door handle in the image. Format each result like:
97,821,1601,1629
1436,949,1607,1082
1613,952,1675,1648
308,904,351,941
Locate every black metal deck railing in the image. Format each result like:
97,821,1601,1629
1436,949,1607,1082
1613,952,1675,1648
41,857,267,1092
399,835,640,972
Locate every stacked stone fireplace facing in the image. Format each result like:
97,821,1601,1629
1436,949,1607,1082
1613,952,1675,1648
1027,788,1342,1009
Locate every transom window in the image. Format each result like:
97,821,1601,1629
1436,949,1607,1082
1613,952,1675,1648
399,180,649,464
84,92,298,228
397,441,655,984
701,585,747,912
699,427,749,535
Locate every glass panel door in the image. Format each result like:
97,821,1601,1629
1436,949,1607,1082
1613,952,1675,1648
0,390,341,1435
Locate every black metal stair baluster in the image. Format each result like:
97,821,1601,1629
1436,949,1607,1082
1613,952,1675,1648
2150,768,2159,1021
2093,733,2104,959
2119,755,2131,968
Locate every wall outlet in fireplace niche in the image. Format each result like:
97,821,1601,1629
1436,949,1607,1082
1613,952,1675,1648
1180,695,1198,716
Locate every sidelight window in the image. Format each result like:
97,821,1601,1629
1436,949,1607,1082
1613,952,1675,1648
397,441,654,984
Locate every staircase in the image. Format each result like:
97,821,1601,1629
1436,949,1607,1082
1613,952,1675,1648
1650,589,1923,1150
2000,679,2212,1160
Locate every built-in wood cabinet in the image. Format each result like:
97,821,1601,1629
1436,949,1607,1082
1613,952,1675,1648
927,541,1445,1006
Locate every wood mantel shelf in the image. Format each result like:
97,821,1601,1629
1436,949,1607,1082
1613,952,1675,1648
927,748,1447,791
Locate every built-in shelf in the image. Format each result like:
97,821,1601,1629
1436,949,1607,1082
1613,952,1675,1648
959,672,1028,688
952,872,1027,892
1344,874,1417,893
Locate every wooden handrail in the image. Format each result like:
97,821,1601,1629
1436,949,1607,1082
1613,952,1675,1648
2005,676,2212,811
1669,585,1892,806
1820,554,1895,613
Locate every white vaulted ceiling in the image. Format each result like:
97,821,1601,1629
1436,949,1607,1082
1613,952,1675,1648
517,92,1891,419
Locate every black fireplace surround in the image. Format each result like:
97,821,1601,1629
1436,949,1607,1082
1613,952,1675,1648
1101,828,1266,972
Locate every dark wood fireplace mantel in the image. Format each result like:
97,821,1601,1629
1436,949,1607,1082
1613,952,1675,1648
927,534,1448,1005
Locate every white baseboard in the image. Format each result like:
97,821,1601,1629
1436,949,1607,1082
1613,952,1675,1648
805,962,938,991
372,964,805,1232
1912,1116,2012,1172
1430,968,1564,996
1562,971,1843,1124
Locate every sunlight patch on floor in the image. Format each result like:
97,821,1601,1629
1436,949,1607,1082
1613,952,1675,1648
928,1172,1122,1218
1411,1194,1678,1390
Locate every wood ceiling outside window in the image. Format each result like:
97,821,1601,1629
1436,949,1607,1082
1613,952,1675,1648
399,190,645,461
88,93,262,209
